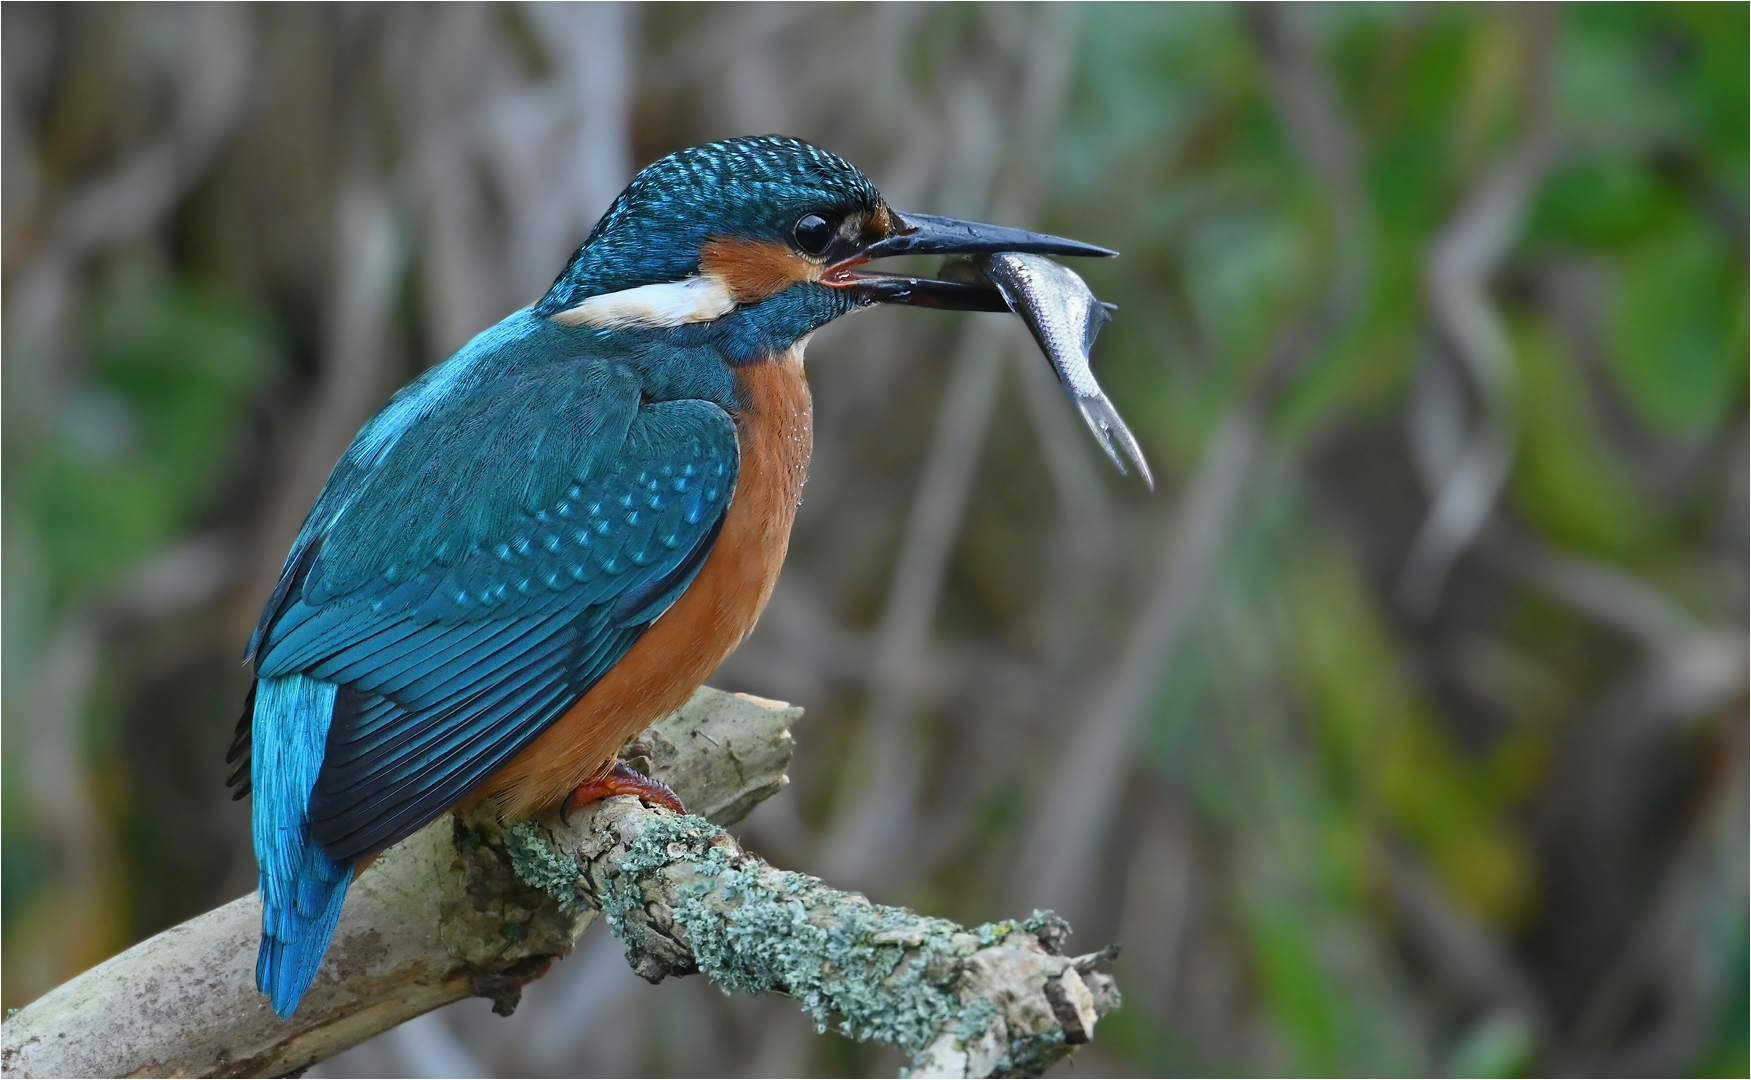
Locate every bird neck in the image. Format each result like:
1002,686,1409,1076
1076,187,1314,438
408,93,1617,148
544,284,853,368
678,286,853,365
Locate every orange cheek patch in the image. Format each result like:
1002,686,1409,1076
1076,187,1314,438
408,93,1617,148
699,237,823,304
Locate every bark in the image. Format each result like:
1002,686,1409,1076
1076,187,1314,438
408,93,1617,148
1,687,1118,1079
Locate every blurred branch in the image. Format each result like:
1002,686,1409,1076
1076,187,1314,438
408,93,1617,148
1,688,1122,1080
498,2,634,300
1480,525,1742,662
821,310,1007,886
1012,411,1259,920
1398,9,1559,613
241,181,406,642
1012,4,1375,922
6,6,252,411
1381,842,1553,1042
1566,738,1748,1072
1477,521,1746,725
822,14,1078,889
1245,3,1372,390
0,689,792,1078
0,7,253,996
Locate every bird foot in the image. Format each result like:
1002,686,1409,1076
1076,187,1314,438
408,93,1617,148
561,762,686,823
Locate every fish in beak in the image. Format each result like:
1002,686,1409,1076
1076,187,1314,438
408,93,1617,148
973,253,1152,488
824,211,1150,487
823,209,1114,310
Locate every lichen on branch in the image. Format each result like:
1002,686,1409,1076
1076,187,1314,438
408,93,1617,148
506,802,1120,1079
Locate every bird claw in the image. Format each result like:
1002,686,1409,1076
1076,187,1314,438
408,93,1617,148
562,761,686,824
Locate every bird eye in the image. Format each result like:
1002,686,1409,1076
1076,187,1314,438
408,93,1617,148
793,213,834,256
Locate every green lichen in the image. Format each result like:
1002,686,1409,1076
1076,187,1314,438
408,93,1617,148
503,821,584,912
509,812,1073,1070
998,1025,1067,1076
598,815,1019,1058
956,997,1002,1039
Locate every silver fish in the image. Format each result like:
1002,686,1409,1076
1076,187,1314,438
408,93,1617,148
972,252,1153,488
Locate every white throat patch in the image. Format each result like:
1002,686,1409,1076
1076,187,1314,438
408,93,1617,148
551,274,736,329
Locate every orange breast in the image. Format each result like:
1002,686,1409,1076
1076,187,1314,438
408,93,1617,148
480,348,813,819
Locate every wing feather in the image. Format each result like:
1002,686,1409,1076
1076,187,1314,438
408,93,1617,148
251,359,738,862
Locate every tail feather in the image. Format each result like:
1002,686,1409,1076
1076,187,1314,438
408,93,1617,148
257,845,352,1017
252,672,351,1018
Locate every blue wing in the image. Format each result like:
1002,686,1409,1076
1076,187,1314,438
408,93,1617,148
244,342,737,1015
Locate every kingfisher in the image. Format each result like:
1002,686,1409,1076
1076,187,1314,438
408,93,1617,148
225,135,1112,1017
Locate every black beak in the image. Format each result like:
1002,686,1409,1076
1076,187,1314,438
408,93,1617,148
825,210,1115,311
860,211,1116,260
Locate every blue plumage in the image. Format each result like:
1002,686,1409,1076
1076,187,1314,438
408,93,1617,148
251,673,350,1017
233,133,1113,1018
242,311,741,1014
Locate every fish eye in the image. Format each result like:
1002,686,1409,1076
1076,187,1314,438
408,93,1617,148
793,213,834,256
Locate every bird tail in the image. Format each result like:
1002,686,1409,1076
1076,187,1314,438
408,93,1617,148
250,672,354,1018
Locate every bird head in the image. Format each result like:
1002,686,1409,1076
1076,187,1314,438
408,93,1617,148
535,135,1111,361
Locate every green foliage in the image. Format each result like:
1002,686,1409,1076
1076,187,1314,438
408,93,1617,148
1446,1012,1538,1078
1286,541,1535,926
1606,220,1747,433
1511,319,1660,559
16,278,278,607
2,272,279,971
1064,3,1744,1073
1248,909,1347,1073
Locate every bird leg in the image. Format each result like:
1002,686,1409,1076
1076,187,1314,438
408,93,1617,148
562,761,686,823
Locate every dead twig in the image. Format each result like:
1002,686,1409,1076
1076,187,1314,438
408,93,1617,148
1398,8,1559,613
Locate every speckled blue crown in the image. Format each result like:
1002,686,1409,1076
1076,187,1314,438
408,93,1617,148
539,136,881,314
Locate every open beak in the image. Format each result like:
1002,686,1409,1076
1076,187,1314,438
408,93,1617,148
823,210,1115,311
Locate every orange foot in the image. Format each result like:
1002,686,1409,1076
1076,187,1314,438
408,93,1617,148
562,761,686,823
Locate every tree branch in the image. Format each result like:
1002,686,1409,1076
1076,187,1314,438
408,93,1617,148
506,796,1120,1079
1,688,1119,1079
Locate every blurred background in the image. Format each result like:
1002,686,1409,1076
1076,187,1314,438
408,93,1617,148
3,3,1746,1076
